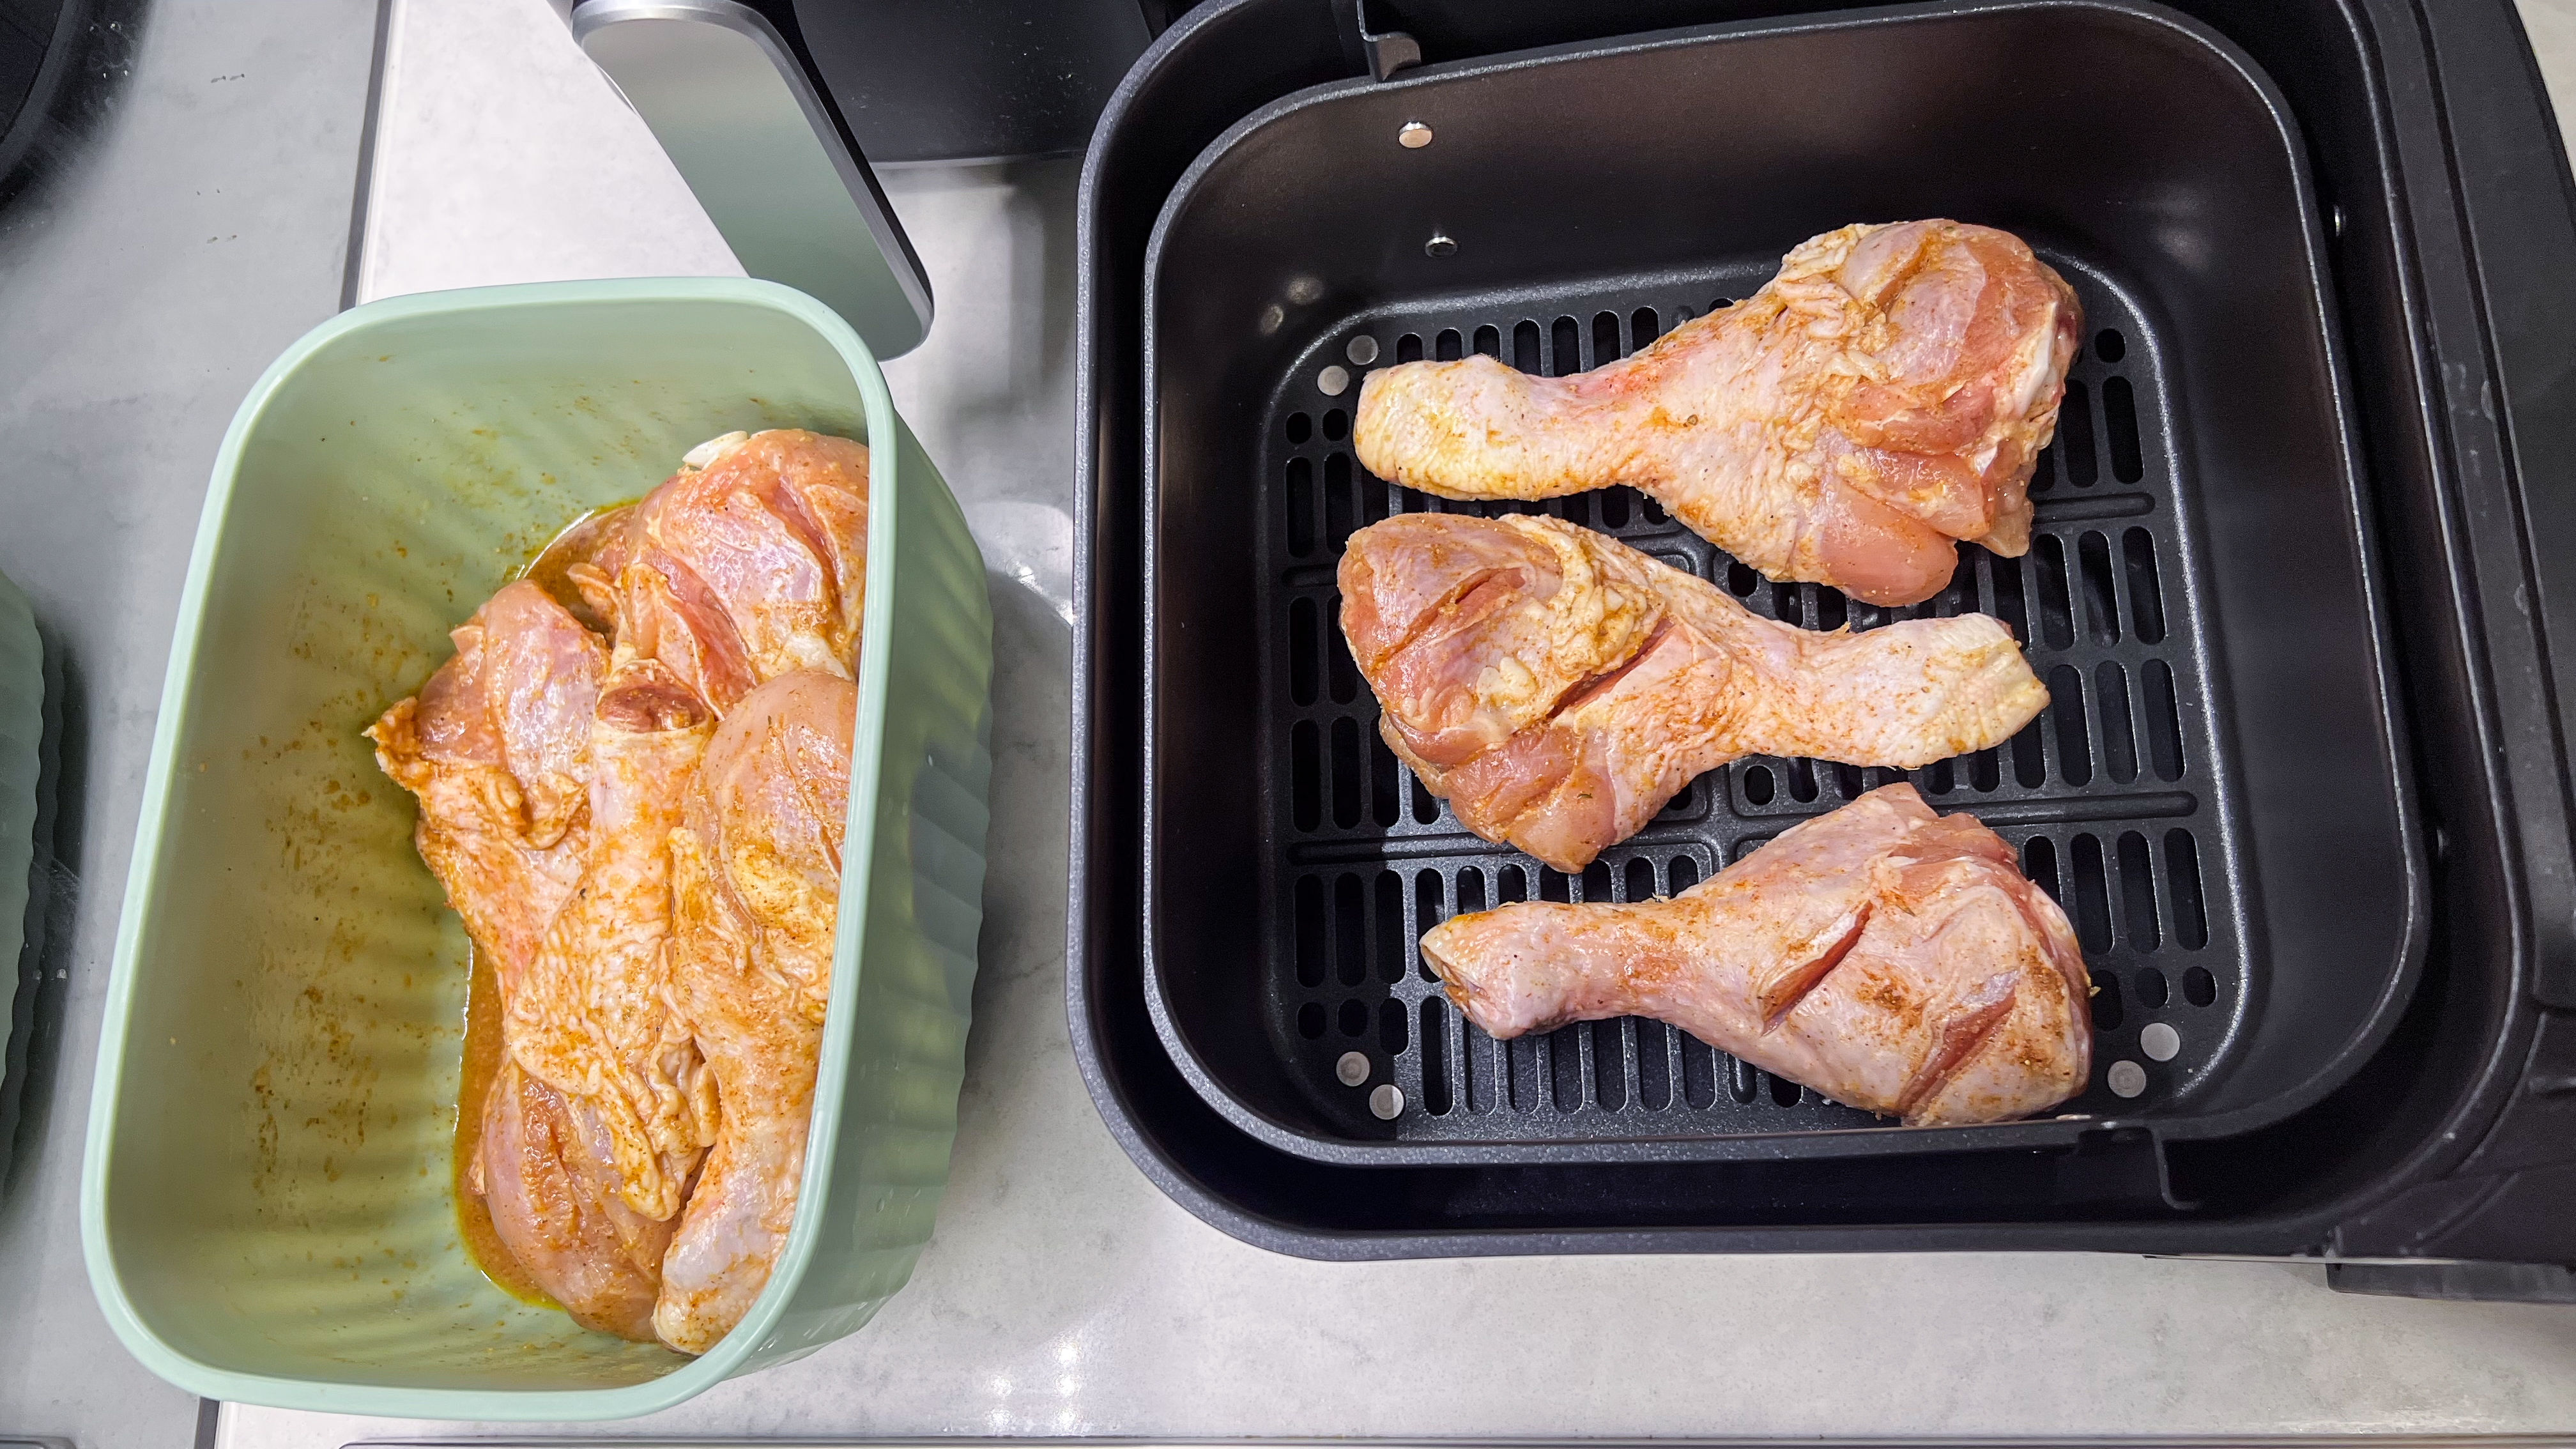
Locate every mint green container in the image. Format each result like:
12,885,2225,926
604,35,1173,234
77,279,993,1418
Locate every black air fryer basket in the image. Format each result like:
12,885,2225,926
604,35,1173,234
1072,0,2576,1296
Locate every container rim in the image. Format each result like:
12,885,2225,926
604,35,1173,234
76,274,907,1418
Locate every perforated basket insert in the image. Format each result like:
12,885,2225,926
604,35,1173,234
1254,259,2241,1149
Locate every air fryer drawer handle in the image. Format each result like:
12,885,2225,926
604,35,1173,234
563,0,935,357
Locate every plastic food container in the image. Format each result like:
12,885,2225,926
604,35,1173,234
79,278,993,1418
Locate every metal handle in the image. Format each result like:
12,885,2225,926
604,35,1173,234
1336,0,1422,80
566,0,934,357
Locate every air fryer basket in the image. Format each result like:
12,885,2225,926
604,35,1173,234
1075,0,2576,1271
1140,0,2419,1165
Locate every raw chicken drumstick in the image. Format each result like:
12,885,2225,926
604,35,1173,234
498,427,870,1236
657,670,856,1353
1421,784,2091,1126
474,1059,677,1340
503,657,721,1225
567,428,870,716
480,427,863,1354
1354,220,2082,606
371,429,873,1344
367,582,675,1337
1339,513,2048,872
367,581,601,983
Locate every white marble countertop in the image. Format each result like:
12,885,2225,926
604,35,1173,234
219,1,2576,1444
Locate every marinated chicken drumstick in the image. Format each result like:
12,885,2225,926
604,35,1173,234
471,429,864,1353
571,428,870,716
503,658,721,1225
367,581,602,976
1421,785,2090,1125
372,429,875,1346
475,1060,676,1339
1354,220,2082,606
366,581,673,1336
657,670,855,1353
1340,514,2048,872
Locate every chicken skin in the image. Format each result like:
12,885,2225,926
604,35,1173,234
367,581,604,984
1421,785,2090,1125
374,429,874,1348
574,429,870,716
1340,514,2047,871
504,659,721,1224
1354,220,2082,606
472,1060,677,1340
499,427,870,1230
367,583,671,1333
657,671,855,1353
